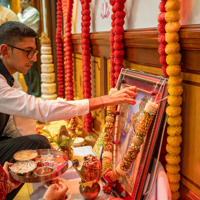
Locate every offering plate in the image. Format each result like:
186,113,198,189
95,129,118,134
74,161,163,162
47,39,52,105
9,149,69,183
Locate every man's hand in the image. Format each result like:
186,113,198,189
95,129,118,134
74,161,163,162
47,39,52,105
43,178,68,200
89,86,137,112
3,162,22,191
106,86,138,106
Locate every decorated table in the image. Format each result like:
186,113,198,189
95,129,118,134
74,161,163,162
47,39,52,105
29,146,114,200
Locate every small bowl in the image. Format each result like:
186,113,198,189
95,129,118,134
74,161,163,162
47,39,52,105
36,166,54,176
9,161,37,176
14,150,38,162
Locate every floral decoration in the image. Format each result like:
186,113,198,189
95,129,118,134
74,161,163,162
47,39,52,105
158,0,182,199
80,0,93,133
56,0,64,98
62,0,74,101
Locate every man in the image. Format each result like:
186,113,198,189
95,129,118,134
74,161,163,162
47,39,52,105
0,21,137,199
17,0,41,97
0,1,19,26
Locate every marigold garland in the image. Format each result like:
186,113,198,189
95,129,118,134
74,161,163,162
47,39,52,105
56,0,64,98
80,0,93,133
158,1,182,198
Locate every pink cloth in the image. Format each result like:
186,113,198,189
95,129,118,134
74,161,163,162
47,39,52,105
147,161,171,200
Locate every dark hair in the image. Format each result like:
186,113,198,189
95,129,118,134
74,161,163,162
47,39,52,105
0,21,37,46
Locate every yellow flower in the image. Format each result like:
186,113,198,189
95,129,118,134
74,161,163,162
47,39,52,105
166,153,181,165
166,53,181,65
167,125,182,136
167,96,182,106
167,115,182,126
166,163,180,173
168,76,182,86
168,85,183,96
169,182,180,192
171,191,180,200
166,144,181,155
165,22,181,33
165,11,180,22
165,0,181,12
165,43,180,54
167,135,182,147
166,106,181,117
166,65,181,76
165,32,179,43
167,172,180,183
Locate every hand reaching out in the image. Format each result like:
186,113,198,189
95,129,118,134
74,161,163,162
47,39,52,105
107,86,138,106
43,178,68,200
89,86,137,112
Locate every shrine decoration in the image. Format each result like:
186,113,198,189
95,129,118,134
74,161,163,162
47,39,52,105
158,0,183,199
157,0,168,78
109,0,126,87
56,0,64,98
62,0,75,101
102,99,158,194
165,1,182,199
80,0,93,133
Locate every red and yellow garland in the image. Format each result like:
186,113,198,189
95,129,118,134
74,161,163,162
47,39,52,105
56,0,64,98
62,0,74,101
80,0,93,133
157,1,182,199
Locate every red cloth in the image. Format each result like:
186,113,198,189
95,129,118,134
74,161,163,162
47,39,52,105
0,165,8,200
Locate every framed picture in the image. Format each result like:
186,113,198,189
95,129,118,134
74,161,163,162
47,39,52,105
102,69,168,200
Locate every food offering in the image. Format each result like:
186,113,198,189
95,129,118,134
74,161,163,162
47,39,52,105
9,149,69,183
9,161,36,176
14,150,38,161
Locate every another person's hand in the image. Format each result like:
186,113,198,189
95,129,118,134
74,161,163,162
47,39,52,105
3,162,22,191
43,178,68,200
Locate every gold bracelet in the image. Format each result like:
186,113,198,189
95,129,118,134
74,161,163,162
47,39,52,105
7,180,13,193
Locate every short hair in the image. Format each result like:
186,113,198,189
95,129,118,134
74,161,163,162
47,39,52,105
0,21,37,46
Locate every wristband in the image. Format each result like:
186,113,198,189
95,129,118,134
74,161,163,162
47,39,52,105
100,97,104,109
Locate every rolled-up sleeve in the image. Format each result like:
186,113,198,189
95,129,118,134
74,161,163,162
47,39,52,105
0,75,89,122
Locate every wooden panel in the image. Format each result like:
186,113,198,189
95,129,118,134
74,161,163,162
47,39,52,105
180,183,200,200
71,25,200,74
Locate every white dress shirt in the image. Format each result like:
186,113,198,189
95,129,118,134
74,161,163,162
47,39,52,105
17,6,39,33
0,5,19,26
0,74,89,135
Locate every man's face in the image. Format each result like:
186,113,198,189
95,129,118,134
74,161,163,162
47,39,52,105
7,37,37,74
20,0,31,10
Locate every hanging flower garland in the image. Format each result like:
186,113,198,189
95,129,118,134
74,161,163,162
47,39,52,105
56,0,64,98
109,0,116,88
113,0,126,84
80,0,93,133
102,99,159,194
62,0,74,101
158,1,182,199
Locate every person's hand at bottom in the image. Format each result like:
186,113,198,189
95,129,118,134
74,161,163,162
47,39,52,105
43,178,68,200
3,162,21,191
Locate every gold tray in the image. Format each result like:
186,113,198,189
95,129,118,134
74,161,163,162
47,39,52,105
9,149,69,183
